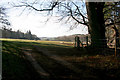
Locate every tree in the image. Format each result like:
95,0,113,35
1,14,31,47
25,30,32,40
0,7,10,26
104,2,120,47
86,2,106,48
14,1,119,48
104,2,120,27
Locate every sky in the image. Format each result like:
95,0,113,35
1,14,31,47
0,0,88,37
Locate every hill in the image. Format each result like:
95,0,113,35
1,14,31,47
54,34,91,42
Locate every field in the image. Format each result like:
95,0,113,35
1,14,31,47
1,38,120,80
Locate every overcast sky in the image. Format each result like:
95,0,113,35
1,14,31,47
0,0,88,37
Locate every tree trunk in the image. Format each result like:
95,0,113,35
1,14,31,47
86,2,107,48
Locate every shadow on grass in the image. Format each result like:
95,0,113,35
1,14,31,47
2,40,120,80
2,41,41,80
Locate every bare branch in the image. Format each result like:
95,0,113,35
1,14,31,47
59,2,88,26
14,2,58,11
70,9,88,26
14,1,89,29
72,2,88,19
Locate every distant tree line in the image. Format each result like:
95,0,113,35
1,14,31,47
0,7,39,40
0,26,40,40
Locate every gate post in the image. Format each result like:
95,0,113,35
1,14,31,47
86,36,88,47
77,37,80,49
74,36,80,49
74,36,77,47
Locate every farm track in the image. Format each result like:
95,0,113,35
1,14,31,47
2,39,120,80
33,45,81,74
22,45,85,80
31,45,99,80
23,51,50,79
2,41,42,80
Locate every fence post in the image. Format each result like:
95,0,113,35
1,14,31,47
86,36,88,47
77,37,80,49
74,36,77,47
115,35,117,57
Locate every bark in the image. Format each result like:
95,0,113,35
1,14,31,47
86,2,107,48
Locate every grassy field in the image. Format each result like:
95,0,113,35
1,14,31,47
2,40,41,80
1,38,120,80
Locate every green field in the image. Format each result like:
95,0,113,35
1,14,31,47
1,38,120,80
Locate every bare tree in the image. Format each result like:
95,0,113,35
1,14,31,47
12,0,120,48
0,7,10,26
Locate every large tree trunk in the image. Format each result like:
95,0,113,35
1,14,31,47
86,2,107,48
